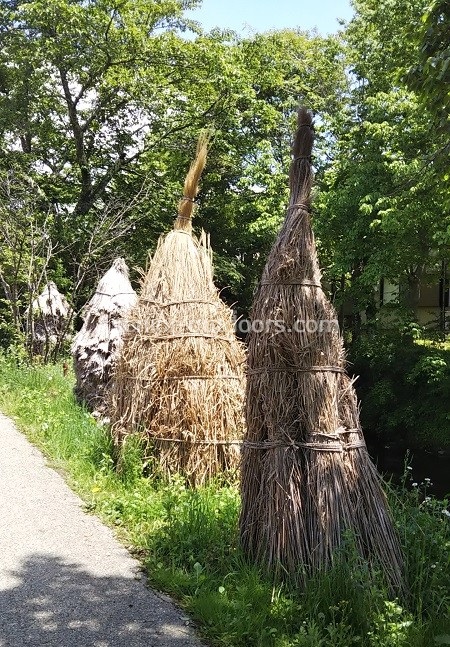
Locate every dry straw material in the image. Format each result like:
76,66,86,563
239,108,403,590
111,136,245,485
72,258,137,412
28,281,72,357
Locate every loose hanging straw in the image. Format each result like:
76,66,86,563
239,107,403,590
110,135,246,486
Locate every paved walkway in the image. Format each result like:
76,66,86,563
0,413,204,647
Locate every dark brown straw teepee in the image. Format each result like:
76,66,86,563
110,136,245,485
239,108,403,589
72,258,137,412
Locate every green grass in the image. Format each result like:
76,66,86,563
0,355,449,647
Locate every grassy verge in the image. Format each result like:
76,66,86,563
0,355,449,647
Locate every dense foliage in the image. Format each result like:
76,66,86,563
0,0,346,336
407,0,450,136
349,323,450,451
315,0,449,322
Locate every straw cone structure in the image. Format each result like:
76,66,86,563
111,137,245,485
239,108,403,589
28,282,72,356
71,258,137,412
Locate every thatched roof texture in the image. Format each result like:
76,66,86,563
239,108,403,590
72,258,137,412
111,136,246,485
29,281,72,355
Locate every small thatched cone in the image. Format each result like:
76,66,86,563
71,258,137,412
239,108,403,590
29,282,72,355
110,136,245,486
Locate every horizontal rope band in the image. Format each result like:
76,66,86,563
139,299,219,308
293,155,312,162
286,202,311,211
161,374,241,381
242,439,366,453
248,366,345,375
140,333,233,342
259,279,321,288
152,437,242,446
94,292,136,297
123,374,241,381
181,196,196,203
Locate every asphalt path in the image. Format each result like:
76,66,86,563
0,412,205,647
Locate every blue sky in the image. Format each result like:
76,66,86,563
185,0,354,36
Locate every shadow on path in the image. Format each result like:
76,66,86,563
0,554,196,647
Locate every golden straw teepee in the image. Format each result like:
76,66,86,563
111,136,245,485
239,108,403,589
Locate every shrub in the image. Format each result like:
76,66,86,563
349,323,450,450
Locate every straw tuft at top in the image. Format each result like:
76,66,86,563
289,107,314,203
174,133,209,233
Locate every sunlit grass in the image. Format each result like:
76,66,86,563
0,355,449,646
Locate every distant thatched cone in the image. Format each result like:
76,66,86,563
239,108,403,590
71,258,137,412
28,282,72,357
110,136,246,486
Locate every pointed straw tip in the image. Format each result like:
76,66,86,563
111,257,129,276
174,133,209,232
291,107,314,160
297,107,313,129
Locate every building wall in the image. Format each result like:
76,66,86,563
379,275,448,329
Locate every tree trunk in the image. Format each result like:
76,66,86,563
401,266,424,313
